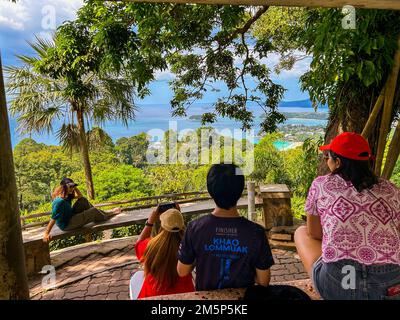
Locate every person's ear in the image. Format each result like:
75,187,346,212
335,158,341,169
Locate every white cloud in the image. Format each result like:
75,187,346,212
0,0,83,34
155,69,175,81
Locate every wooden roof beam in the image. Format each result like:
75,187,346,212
127,0,400,10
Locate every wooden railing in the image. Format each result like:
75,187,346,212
20,191,224,230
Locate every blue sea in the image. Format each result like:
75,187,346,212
8,103,328,150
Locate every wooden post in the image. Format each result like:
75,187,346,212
361,85,385,139
247,181,256,222
382,120,400,179
375,36,400,175
0,54,30,299
259,184,292,230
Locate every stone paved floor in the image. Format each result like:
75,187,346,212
30,239,309,300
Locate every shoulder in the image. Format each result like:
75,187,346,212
372,179,400,195
312,174,331,186
187,214,212,229
52,197,64,207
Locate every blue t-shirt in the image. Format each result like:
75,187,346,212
51,197,73,230
178,214,274,291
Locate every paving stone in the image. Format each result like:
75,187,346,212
64,290,85,300
86,286,99,296
271,269,289,276
110,280,129,288
271,264,285,270
272,276,286,282
106,293,119,300
30,239,312,300
279,258,298,264
52,289,65,300
294,273,309,280
117,292,130,300
65,284,88,293
108,285,127,294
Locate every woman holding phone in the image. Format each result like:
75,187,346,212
43,178,121,243
130,203,195,299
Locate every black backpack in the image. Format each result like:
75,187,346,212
243,284,312,300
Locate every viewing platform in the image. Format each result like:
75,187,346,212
29,236,319,300
24,184,318,300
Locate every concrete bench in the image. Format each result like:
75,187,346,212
23,197,264,276
140,279,321,300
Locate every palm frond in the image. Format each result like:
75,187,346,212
57,123,81,155
27,35,55,59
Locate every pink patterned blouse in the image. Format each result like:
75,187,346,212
305,174,400,265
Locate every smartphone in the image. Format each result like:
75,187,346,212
158,202,177,214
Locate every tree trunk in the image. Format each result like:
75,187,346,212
0,54,30,299
317,87,380,176
76,108,95,200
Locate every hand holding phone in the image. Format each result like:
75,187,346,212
158,202,178,214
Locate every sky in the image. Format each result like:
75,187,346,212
0,0,312,105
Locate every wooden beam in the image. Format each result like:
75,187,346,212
375,36,400,176
361,85,385,139
0,53,30,299
128,0,400,10
382,120,400,179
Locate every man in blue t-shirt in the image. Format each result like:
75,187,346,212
177,164,274,291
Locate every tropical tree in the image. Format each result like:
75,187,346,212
115,133,150,167
254,8,400,175
64,2,286,134
6,31,141,199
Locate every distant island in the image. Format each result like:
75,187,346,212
190,112,328,121
262,112,329,120
189,115,203,121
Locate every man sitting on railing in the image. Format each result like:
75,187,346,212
177,164,274,291
43,178,121,243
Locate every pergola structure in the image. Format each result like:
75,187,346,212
1,0,400,299
133,0,400,10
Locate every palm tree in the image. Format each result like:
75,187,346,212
6,37,138,199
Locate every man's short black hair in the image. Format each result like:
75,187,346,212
207,164,244,210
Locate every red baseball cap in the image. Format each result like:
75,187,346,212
319,132,374,161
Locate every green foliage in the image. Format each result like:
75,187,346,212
115,133,150,167
250,133,290,184
14,139,81,211
293,137,324,197
297,9,400,110
291,195,307,220
92,164,153,201
69,2,286,132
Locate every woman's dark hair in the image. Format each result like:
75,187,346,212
207,164,245,209
329,150,379,192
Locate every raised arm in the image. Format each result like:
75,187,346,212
74,187,83,199
136,206,160,243
43,219,56,243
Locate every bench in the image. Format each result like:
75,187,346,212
140,279,321,300
23,197,264,276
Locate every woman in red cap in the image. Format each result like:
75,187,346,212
295,132,400,300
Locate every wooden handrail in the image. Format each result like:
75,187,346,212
20,191,209,221
20,193,217,229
